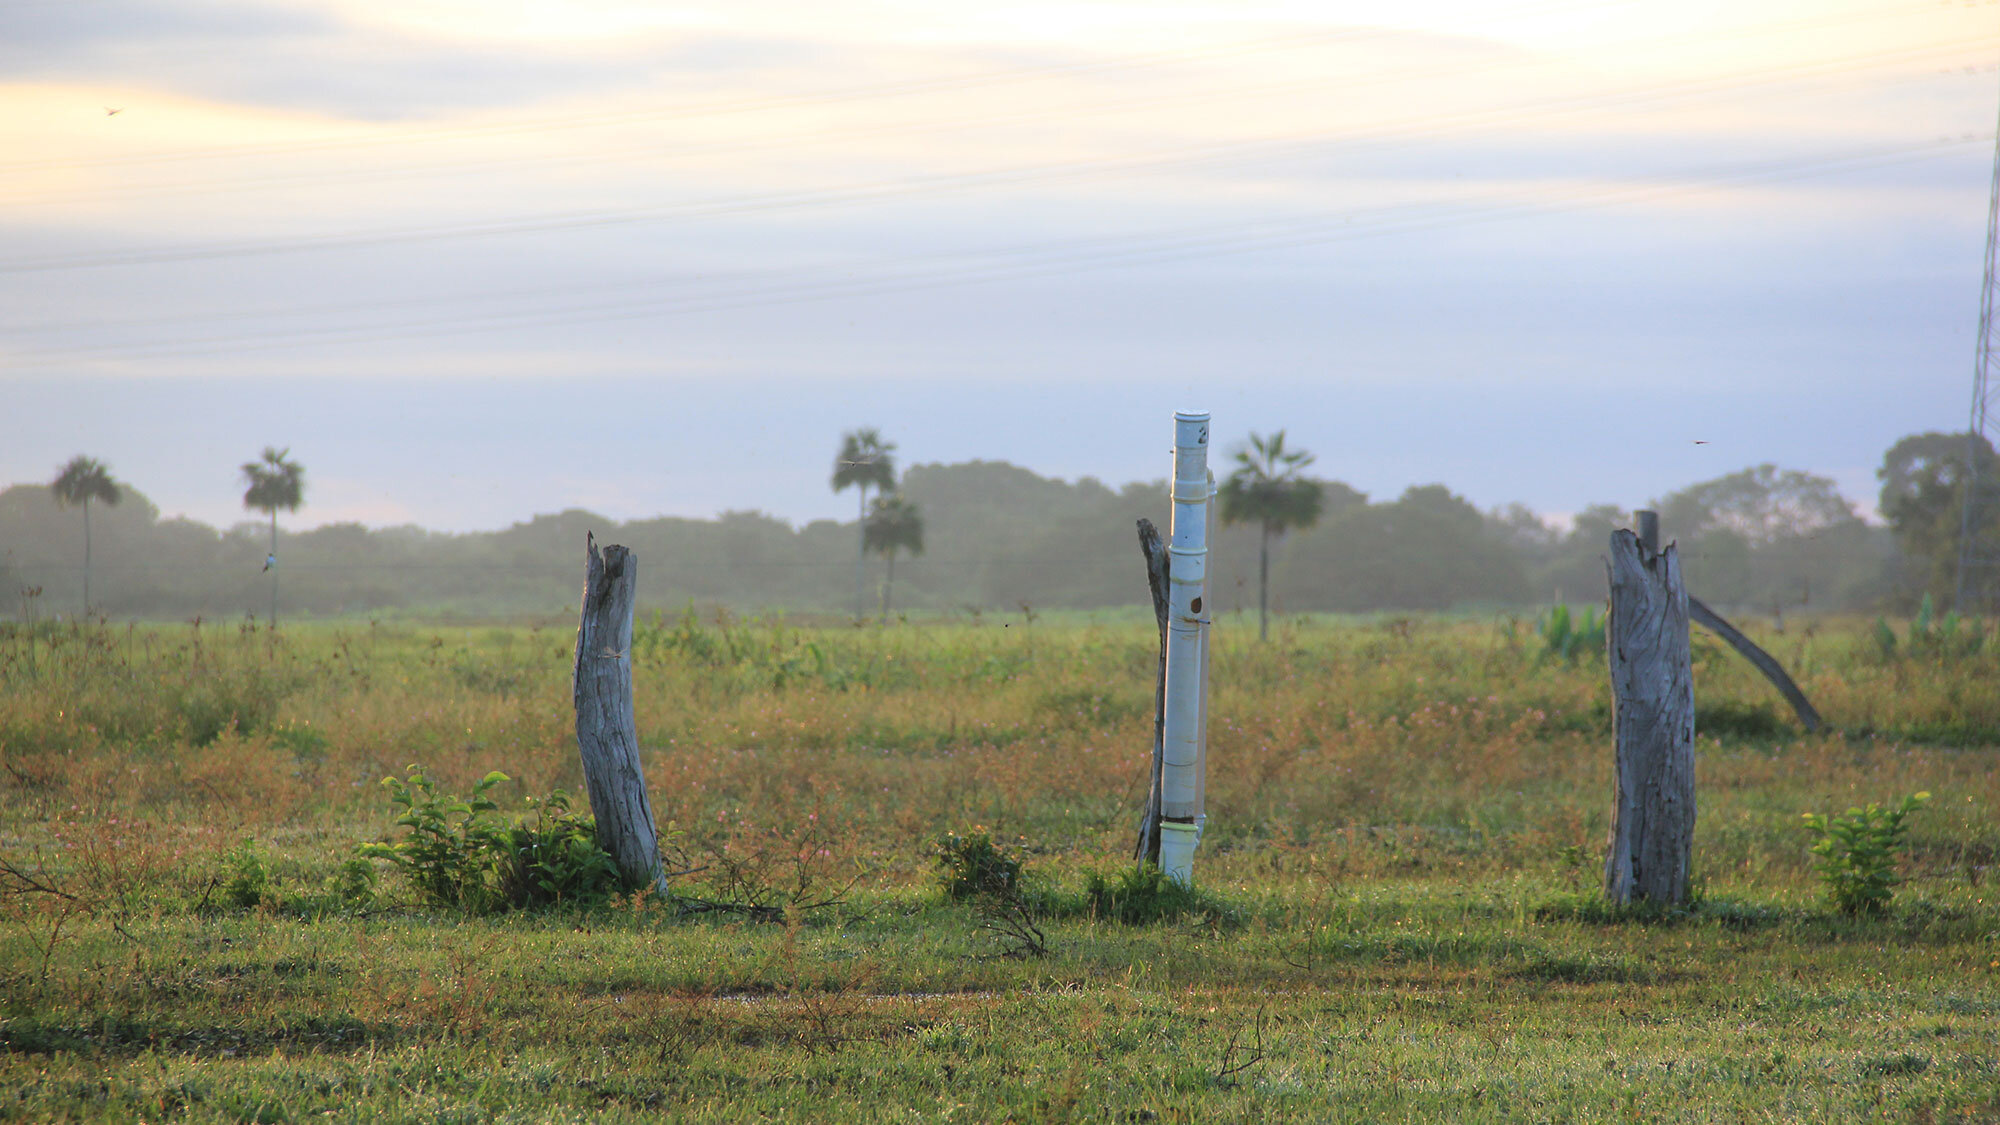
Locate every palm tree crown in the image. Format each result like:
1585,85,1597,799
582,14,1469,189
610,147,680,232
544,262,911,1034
831,428,897,496
52,456,122,511
1219,431,1323,534
1219,430,1325,641
864,494,925,561
241,447,305,516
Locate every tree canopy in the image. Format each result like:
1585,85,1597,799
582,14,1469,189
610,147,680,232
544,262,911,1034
1218,431,1324,537
0,442,1941,621
864,494,925,562
241,447,306,517
831,429,897,498
1660,464,1858,547
1877,431,2000,609
51,456,121,512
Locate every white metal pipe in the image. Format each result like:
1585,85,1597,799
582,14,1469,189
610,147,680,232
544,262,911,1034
1160,410,1211,884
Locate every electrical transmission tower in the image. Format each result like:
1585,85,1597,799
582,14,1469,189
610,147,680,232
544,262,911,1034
1957,95,2000,613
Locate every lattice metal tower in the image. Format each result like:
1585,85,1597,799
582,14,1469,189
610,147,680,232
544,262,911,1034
1956,95,2000,613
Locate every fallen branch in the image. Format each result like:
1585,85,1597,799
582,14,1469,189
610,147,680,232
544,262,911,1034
1216,1006,1270,1085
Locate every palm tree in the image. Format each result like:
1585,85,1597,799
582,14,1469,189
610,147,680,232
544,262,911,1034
50,455,121,615
241,446,305,628
864,494,925,619
831,428,897,619
1219,430,1324,641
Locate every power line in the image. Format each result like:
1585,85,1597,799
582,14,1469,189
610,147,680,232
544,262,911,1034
3,32,1990,282
8,132,1985,364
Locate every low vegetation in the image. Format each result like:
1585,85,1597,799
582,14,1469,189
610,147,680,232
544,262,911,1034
1802,791,1933,916
2,610,1997,1121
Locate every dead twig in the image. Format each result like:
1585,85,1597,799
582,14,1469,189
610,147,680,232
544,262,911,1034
972,892,1049,960
0,850,84,902
1216,1006,1270,1085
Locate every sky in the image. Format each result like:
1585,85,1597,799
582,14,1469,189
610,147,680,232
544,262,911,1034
2,0,1997,535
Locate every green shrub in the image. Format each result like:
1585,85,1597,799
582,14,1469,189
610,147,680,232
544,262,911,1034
323,857,377,911
1536,604,1604,664
495,790,622,910
1871,616,1899,661
1084,863,1232,926
932,830,1022,900
223,838,272,910
358,765,622,914
1801,791,1930,915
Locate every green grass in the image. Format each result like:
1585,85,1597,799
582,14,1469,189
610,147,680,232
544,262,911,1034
2,612,1998,1121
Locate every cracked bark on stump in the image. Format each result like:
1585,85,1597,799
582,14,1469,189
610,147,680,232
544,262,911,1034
1603,528,1696,906
573,533,667,894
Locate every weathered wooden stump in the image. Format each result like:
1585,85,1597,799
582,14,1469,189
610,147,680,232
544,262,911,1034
1133,517,1170,865
1604,528,1696,906
573,534,667,894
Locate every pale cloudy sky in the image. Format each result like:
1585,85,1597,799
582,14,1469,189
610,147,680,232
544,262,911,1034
2,0,1995,533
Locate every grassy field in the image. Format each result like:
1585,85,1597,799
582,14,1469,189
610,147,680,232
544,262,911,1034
2,608,1997,1122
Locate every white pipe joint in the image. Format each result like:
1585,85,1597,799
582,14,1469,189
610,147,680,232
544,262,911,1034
1160,409,1211,884
1159,821,1200,886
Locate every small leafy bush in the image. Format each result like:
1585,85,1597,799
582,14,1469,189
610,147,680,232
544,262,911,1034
1871,616,1899,662
359,765,622,914
930,829,1051,957
358,766,507,911
223,837,272,909
1801,791,1930,915
933,830,1022,900
496,790,622,910
1536,603,1604,664
323,857,377,910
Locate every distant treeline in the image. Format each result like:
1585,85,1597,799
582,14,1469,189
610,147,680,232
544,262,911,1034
0,459,1900,622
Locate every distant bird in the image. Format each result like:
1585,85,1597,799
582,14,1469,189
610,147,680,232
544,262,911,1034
104,107,122,116
1692,440,1709,445
263,553,276,572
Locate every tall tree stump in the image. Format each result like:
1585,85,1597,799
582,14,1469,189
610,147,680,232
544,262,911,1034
573,534,667,893
1604,528,1696,906
1133,517,1170,865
